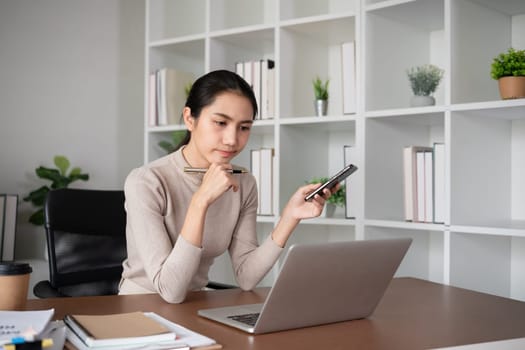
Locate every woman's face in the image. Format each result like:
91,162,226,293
183,91,254,168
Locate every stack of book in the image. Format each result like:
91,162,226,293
235,59,275,120
0,194,18,261
64,311,218,350
250,148,275,216
148,68,195,127
403,143,445,223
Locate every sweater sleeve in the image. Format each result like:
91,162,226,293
228,175,283,290
124,167,201,303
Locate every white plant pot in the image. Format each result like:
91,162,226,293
324,203,336,217
410,95,435,107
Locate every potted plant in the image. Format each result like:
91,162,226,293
306,177,345,217
312,76,329,116
491,47,525,99
406,64,444,107
23,155,89,225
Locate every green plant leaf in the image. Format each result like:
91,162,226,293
25,155,90,226
23,186,50,207
69,167,82,176
28,208,45,226
54,155,70,175
36,167,64,183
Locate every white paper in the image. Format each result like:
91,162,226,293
0,309,54,345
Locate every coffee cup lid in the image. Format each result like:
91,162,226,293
0,262,32,275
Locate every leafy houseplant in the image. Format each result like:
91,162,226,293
312,77,330,116
23,155,89,225
490,47,525,99
406,64,444,106
312,77,329,100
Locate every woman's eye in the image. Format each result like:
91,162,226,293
214,120,227,126
240,125,251,131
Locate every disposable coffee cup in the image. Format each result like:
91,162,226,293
0,262,32,310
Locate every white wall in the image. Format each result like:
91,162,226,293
0,0,144,259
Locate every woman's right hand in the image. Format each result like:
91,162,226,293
194,163,240,208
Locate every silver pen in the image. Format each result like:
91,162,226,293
184,167,249,174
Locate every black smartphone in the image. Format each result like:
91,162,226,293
304,164,358,202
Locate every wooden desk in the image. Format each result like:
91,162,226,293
26,278,525,350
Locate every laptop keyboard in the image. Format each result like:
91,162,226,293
228,312,260,326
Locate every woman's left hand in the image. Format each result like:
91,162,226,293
283,182,340,220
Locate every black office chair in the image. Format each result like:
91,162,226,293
34,188,128,298
34,188,234,298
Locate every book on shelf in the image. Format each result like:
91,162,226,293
260,59,275,119
152,68,194,126
252,60,261,118
403,146,432,222
148,73,157,127
64,311,218,350
341,41,356,114
433,143,445,223
343,145,357,218
250,148,274,216
1,194,18,261
424,150,434,223
235,59,275,120
415,150,426,222
250,149,261,211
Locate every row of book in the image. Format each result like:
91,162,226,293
148,68,195,127
235,59,276,120
403,144,445,223
0,194,18,261
250,148,275,216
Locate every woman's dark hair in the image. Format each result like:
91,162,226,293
175,69,258,151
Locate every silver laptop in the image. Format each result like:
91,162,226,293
198,238,412,334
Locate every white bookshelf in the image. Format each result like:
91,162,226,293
145,0,525,301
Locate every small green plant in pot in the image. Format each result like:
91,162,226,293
306,177,346,217
490,47,525,99
23,155,89,225
312,76,329,116
406,64,444,107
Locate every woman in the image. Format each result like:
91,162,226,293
119,70,336,303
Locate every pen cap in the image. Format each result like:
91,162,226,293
0,262,32,310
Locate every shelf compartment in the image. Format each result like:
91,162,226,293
147,0,206,42
148,40,205,75
364,0,445,111
449,231,525,300
365,112,445,221
279,123,356,212
280,0,357,21
451,0,525,104
209,0,275,32
450,107,525,228
209,28,275,72
279,16,356,118
364,226,446,284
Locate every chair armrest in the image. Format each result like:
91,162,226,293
33,280,67,298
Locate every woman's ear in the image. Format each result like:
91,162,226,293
182,107,195,131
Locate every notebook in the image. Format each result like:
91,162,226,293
198,238,412,334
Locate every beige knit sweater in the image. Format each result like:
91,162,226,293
119,148,282,303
